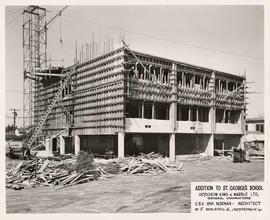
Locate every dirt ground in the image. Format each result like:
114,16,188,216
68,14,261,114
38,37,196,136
6,157,264,213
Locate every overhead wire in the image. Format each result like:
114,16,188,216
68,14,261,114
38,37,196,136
62,14,263,62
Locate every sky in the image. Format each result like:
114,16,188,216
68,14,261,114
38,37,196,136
5,5,264,127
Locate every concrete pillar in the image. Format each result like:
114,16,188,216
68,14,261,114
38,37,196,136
205,134,214,156
169,133,176,161
170,102,177,131
170,62,177,131
196,108,199,121
188,107,191,121
152,102,155,119
118,132,125,158
59,136,65,155
141,101,144,118
222,109,226,123
160,67,163,83
74,135,80,155
45,138,53,151
182,72,184,86
206,107,215,156
209,107,216,134
228,110,231,123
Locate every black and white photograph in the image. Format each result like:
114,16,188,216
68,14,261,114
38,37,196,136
1,0,269,216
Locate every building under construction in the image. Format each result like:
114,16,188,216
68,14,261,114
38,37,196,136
22,6,246,160
32,46,246,160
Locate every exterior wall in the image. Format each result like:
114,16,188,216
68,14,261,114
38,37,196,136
246,119,264,134
125,118,171,133
176,121,211,133
215,123,242,134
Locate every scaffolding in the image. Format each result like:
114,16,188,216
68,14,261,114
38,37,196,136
23,5,47,128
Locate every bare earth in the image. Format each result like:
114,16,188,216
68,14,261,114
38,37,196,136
6,157,264,213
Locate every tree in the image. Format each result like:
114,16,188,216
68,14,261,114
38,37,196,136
5,124,17,134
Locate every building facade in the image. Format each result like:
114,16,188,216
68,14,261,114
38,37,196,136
245,118,264,150
34,47,246,159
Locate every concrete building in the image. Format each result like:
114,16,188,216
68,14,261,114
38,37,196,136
34,47,246,160
245,118,264,150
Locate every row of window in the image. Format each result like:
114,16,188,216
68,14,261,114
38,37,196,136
126,101,240,124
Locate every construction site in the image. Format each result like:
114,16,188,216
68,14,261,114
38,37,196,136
21,5,247,159
5,5,264,213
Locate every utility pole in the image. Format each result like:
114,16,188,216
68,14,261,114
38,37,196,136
9,109,20,135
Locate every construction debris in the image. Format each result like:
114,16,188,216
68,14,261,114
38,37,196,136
116,152,183,175
6,151,185,190
6,152,109,190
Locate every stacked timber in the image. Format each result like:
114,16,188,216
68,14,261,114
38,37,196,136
6,152,108,190
117,152,183,175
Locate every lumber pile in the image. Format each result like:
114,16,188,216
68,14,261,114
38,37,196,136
6,152,108,190
117,152,183,175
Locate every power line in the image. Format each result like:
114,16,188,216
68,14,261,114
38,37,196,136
62,14,263,61
9,109,20,134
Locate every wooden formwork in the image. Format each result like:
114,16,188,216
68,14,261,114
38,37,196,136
34,47,246,138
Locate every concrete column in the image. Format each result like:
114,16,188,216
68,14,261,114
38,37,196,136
170,102,177,131
152,102,155,119
181,72,184,86
169,133,176,161
141,101,144,118
160,67,163,83
144,68,146,80
222,109,226,123
206,107,215,156
74,135,80,155
59,136,65,155
196,108,199,121
209,107,216,134
153,69,156,81
188,107,191,121
205,134,214,156
45,138,53,151
149,65,152,81
170,62,177,130
135,62,139,78
118,132,125,158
